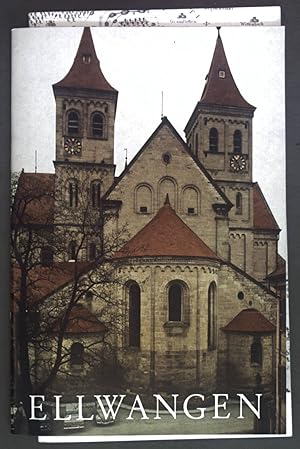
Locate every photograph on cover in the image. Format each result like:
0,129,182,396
10,25,289,439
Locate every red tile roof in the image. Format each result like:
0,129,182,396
11,262,91,309
266,254,286,279
253,183,279,231
53,303,107,334
53,27,117,93
114,198,219,260
200,33,255,110
12,172,55,225
222,308,276,333
12,263,106,334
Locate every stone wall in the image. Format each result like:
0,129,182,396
186,109,253,183
107,123,228,254
226,334,274,389
116,258,277,393
253,232,278,281
55,95,116,165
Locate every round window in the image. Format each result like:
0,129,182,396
237,291,244,300
162,153,171,164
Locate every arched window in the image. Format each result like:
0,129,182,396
209,128,218,153
91,181,101,208
68,241,77,261
251,338,262,365
168,283,182,321
92,112,104,138
67,111,80,135
233,130,242,153
136,184,152,214
40,246,53,266
70,342,84,365
128,283,141,347
89,243,97,260
208,282,217,350
183,186,199,215
236,192,243,215
68,180,78,208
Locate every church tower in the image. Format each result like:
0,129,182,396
52,27,118,195
52,28,118,262
185,29,255,185
185,29,260,275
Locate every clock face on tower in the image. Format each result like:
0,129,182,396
230,154,246,172
64,137,82,155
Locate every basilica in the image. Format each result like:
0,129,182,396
13,27,286,422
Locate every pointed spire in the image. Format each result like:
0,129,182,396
164,193,170,206
53,27,117,93
200,29,255,110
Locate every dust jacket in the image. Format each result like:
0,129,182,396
10,23,290,441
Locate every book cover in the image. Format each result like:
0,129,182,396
10,24,289,441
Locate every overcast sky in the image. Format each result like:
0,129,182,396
11,26,286,256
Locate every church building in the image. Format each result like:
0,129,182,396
13,27,285,403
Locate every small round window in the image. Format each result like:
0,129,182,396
162,153,171,164
237,291,244,300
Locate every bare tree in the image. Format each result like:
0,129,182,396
11,170,127,434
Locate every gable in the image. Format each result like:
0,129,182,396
105,117,231,208
104,118,231,250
